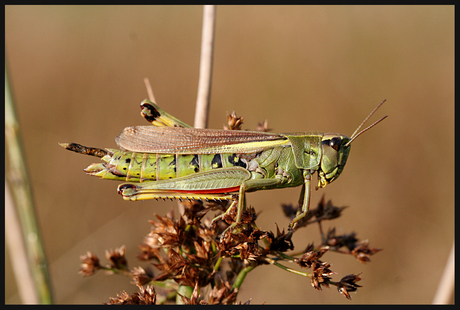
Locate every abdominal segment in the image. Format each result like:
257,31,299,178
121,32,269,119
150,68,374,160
84,150,260,183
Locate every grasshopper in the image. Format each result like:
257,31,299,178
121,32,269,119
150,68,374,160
60,99,387,235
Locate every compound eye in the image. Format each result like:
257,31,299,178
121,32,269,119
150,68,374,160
329,137,342,151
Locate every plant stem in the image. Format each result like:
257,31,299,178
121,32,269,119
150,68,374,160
194,5,216,129
214,257,224,271
232,265,256,290
265,257,311,278
5,63,54,303
432,243,455,304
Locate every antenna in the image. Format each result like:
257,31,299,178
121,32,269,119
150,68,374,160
345,100,388,147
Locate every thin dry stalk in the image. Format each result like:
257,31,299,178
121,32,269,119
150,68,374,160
144,77,157,102
432,243,455,304
5,183,38,303
194,5,216,129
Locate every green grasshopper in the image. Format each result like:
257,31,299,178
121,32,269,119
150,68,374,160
60,99,387,235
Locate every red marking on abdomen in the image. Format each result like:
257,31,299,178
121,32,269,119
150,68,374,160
175,186,240,194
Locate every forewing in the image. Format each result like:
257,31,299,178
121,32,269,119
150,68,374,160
115,126,288,154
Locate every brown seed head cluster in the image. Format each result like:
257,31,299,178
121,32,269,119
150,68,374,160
224,111,244,130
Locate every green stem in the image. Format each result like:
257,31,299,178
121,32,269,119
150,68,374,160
265,257,311,278
232,264,256,290
5,62,53,304
150,279,179,290
102,267,131,276
214,256,223,271
274,251,295,260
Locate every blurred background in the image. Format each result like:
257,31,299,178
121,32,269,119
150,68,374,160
5,5,453,304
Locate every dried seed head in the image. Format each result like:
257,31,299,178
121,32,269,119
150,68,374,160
337,274,363,300
310,261,335,290
79,251,101,276
106,285,156,305
105,245,128,270
325,228,359,250
296,246,329,269
130,266,154,286
351,241,382,263
256,119,271,132
179,282,201,304
206,280,239,305
264,225,294,252
314,195,347,221
224,111,244,130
